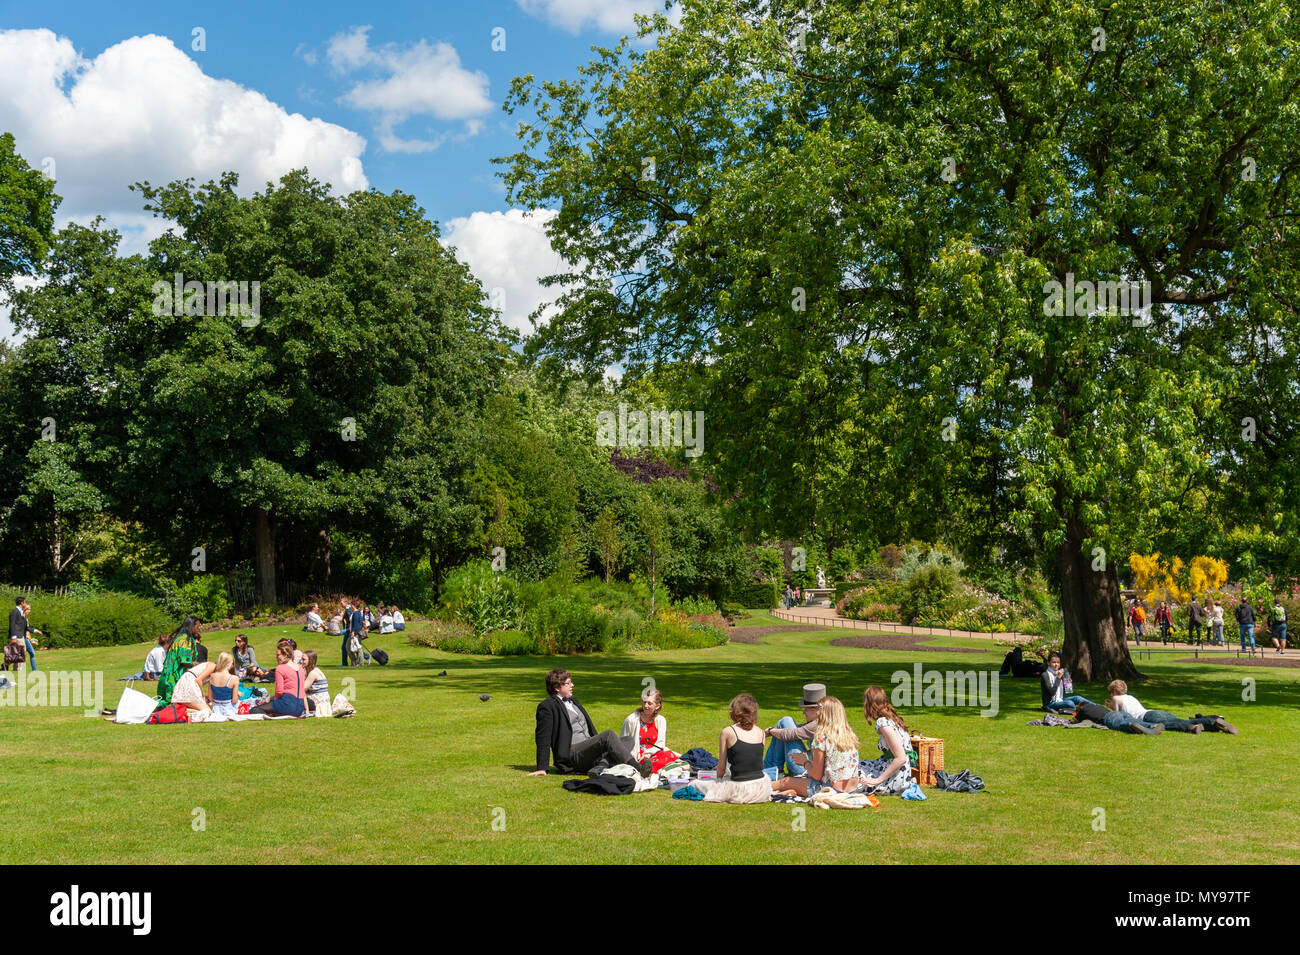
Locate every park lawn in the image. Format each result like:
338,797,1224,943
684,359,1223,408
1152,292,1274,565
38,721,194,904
1,619,1297,864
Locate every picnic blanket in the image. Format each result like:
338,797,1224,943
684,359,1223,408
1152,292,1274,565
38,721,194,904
1026,715,1105,728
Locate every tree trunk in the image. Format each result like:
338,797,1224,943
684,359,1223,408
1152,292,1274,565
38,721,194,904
51,514,62,578
317,528,332,582
254,508,277,605
1057,520,1140,682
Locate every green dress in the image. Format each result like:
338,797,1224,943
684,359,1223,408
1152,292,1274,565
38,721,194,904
156,634,199,703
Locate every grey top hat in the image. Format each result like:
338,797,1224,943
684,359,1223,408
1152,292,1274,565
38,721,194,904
801,683,827,706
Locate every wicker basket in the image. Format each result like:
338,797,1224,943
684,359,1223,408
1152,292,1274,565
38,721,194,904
910,736,945,786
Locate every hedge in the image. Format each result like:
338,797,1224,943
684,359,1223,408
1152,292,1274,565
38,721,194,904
1,587,174,649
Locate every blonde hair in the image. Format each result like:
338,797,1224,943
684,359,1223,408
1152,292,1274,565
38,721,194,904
215,651,235,675
813,697,859,752
1108,679,1128,697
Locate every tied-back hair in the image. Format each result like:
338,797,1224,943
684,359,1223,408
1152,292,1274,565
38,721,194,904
815,697,859,751
729,693,758,730
862,685,909,734
641,686,663,715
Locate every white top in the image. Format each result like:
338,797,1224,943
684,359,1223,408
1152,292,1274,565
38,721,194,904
144,645,166,676
306,611,323,628
392,610,405,626
1211,606,1224,624
380,614,394,634
620,712,668,760
1113,694,1145,718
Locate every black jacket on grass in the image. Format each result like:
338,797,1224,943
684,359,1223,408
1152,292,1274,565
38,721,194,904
535,694,597,773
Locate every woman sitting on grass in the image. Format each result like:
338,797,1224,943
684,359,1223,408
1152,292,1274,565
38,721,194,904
248,643,307,717
208,652,241,718
689,693,772,804
302,651,331,717
770,696,860,798
1040,652,1094,713
170,659,216,717
858,685,916,795
622,687,668,765
156,617,201,703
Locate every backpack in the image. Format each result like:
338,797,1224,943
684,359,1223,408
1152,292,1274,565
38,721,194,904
935,769,985,793
147,703,190,724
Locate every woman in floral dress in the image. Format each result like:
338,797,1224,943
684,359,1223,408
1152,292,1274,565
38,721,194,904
858,685,915,795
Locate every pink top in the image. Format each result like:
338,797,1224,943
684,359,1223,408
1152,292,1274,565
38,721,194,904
275,663,305,700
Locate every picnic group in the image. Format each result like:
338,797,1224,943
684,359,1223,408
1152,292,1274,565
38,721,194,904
1126,593,1288,652
6,595,401,722
532,654,1242,804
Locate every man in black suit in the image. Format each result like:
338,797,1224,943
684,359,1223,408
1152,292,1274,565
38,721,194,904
528,668,650,777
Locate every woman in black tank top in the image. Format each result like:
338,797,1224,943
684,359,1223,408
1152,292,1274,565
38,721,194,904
719,693,767,782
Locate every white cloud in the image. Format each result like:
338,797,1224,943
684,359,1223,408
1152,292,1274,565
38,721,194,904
0,29,369,259
324,26,492,153
516,0,681,36
443,209,569,334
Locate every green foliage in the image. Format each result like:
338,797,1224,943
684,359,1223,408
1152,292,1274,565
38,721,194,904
333,552,435,614
671,594,718,616
487,629,539,656
1,586,173,649
0,132,58,288
441,561,520,634
155,575,232,621
525,595,611,654
403,618,475,649
724,581,779,608
900,565,959,626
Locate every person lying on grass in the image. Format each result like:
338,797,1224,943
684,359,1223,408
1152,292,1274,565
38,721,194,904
1105,680,1238,735
770,696,860,798
858,685,916,795
529,668,651,777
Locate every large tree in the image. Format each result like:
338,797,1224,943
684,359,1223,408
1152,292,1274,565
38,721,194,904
501,0,1300,678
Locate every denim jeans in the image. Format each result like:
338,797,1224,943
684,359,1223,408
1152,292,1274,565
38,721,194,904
1239,624,1256,651
24,635,37,671
763,716,810,776
1132,622,1143,643
1046,695,1093,713
1213,623,1224,644
1141,709,1219,733
1102,711,1157,733
1273,623,1287,645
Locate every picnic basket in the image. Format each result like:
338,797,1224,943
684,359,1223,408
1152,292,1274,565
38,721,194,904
910,736,945,786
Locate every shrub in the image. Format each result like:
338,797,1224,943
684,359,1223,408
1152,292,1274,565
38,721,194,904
488,629,539,655
673,594,719,616
441,561,521,634
526,596,611,654
404,618,475,648
899,564,958,625
156,574,232,621
724,581,779,608
6,588,174,649
635,608,729,649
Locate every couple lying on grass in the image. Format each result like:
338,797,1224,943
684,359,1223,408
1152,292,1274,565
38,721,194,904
531,669,914,799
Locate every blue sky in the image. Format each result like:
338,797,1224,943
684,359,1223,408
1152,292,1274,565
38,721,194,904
0,0,677,338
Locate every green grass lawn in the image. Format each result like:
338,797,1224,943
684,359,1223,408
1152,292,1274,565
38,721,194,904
2,616,1297,864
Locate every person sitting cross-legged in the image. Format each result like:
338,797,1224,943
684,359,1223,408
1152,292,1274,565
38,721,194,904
528,669,651,777
1040,652,1094,713
770,696,860,798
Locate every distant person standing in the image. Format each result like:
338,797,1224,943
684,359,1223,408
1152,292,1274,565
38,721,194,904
1186,598,1204,646
1209,599,1225,645
348,600,368,665
1235,598,1257,652
1269,595,1288,654
340,600,354,666
784,584,793,610
9,597,41,671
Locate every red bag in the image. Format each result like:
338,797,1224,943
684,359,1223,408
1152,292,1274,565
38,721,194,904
147,703,190,724
651,750,680,773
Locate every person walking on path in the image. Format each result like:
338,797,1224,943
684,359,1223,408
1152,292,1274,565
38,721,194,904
8,597,41,671
1235,598,1257,652
1154,601,1173,645
1187,598,1205,646
1269,595,1288,654
1129,600,1146,644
